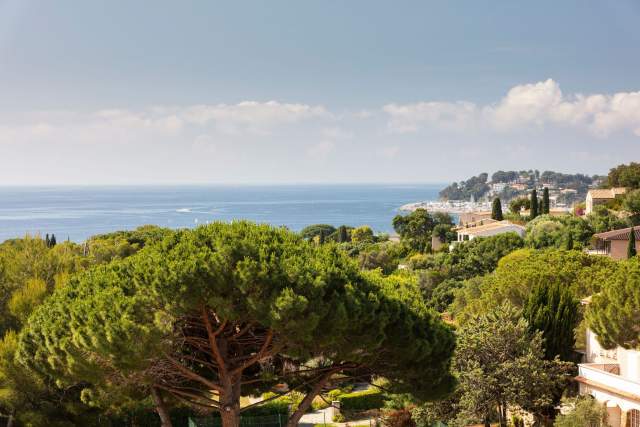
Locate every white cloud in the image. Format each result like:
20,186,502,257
383,101,477,133
181,101,329,134
384,79,640,137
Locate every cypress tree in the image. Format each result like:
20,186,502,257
45,234,50,248
50,234,57,247
565,232,574,250
530,189,538,219
523,282,579,361
338,225,349,243
628,227,637,258
491,198,503,221
542,187,550,214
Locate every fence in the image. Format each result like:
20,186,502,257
188,414,286,427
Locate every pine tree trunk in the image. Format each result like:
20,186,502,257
220,408,241,427
219,378,242,427
499,403,507,427
286,371,335,427
151,386,174,427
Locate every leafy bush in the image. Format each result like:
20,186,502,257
338,389,385,411
300,224,337,240
244,400,290,416
554,396,607,427
525,214,593,249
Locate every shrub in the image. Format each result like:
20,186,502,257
338,389,385,411
244,400,290,416
554,396,607,427
311,395,330,411
382,407,416,427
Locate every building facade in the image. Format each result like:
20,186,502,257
455,220,525,243
577,326,640,426
590,227,640,260
585,188,627,215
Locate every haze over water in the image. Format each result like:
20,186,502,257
0,184,443,242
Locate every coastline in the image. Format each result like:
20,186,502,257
399,200,492,214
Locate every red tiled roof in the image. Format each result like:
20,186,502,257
593,226,640,241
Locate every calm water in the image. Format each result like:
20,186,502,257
0,184,443,242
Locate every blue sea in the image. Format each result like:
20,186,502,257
0,184,443,243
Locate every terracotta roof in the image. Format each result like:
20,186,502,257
457,220,525,235
593,226,640,241
587,187,627,199
454,218,499,230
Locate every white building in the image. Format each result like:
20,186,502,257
455,220,525,243
585,188,627,215
577,312,640,426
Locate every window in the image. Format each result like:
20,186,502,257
630,409,640,427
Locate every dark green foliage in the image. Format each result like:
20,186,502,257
525,214,593,250
18,222,456,425
523,283,579,361
606,162,640,189
491,171,519,183
300,224,336,241
357,243,401,274
337,225,350,243
586,205,629,233
491,198,503,221
565,232,574,250
554,396,608,427
587,258,640,350
439,173,489,201
628,227,637,258
337,389,385,411
440,233,525,281
451,249,617,324
542,188,550,214
392,209,453,253
411,233,524,313
509,197,530,214
624,190,640,224
453,304,573,426
539,171,595,189
530,189,538,219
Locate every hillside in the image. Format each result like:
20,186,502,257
439,170,605,207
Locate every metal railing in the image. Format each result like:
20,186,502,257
189,414,287,427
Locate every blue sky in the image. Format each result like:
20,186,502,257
1,0,640,184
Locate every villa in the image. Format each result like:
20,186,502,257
458,210,493,226
577,298,640,426
586,188,627,215
589,227,639,260
454,220,525,243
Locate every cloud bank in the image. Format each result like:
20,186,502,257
384,79,640,137
0,80,638,184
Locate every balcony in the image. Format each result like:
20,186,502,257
585,248,610,256
577,363,640,402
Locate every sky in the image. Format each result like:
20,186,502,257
1,0,640,185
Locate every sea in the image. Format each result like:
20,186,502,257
0,184,444,243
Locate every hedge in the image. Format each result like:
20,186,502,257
337,389,385,411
